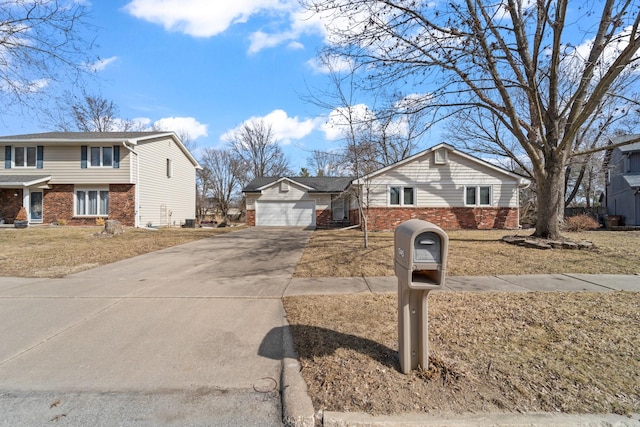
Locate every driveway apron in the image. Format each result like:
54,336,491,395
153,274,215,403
0,227,311,426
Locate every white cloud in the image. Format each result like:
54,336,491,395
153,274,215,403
152,116,208,140
87,56,118,72
124,0,298,38
560,25,640,85
124,0,325,54
306,54,354,74
321,104,374,141
221,109,320,144
0,78,49,93
287,41,304,50
247,9,325,54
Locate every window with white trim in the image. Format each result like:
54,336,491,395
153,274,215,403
434,148,448,164
465,185,492,206
166,158,173,178
90,147,113,167
389,186,415,206
75,188,109,216
14,146,37,168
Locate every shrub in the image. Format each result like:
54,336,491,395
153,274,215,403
57,219,67,226
15,207,27,221
565,214,600,231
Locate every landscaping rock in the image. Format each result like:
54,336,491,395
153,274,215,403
502,235,596,251
523,239,552,249
104,220,124,235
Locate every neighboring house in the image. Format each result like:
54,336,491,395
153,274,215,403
0,132,201,227
243,143,531,230
243,176,353,228
606,140,640,226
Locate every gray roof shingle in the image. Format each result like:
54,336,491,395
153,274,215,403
0,175,51,186
243,176,353,193
0,132,166,141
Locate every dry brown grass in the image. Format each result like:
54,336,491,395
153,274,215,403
294,229,640,277
284,292,640,416
0,225,241,278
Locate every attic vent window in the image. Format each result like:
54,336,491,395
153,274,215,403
280,181,289,192
434,148,448,164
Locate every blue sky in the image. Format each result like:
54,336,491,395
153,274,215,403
4,0,369,172
4,1,626,173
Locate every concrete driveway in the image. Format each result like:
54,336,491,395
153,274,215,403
0,227,311,426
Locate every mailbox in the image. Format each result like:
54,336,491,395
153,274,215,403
394,219,448,289
394,219,449,374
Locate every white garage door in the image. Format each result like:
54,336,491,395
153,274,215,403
256,201,316,227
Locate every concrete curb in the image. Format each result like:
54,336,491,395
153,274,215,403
281,317,316,427
322,411,640,426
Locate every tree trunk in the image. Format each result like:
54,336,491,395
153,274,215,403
534,160,565,239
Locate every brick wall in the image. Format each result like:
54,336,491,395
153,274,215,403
109,184,135,226
359,207,520,231
42,184,136,226
0,189,23,223
245,205,519,230
316,208,332,228
246,209,255,226
43,184,74,224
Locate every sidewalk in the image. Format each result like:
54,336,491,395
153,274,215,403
284,273,640,296
281,273,640,427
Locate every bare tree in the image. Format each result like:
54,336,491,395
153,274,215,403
198,148,242,222
305,55,427,246
225,118,291,186
305,0,640,239
43,92,147,132
152,125,197,152
0,0,95,110
307,150,346,176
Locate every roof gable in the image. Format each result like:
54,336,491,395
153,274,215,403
354,143,531,186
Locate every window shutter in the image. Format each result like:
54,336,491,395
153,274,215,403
36,146,44,169
81,145,87,168
4,146,11,169
113,145,120,169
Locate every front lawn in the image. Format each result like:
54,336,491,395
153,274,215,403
0,225,241,278
294,229,640,277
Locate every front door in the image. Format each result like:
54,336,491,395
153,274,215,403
30,191,43,223
332,197,349,221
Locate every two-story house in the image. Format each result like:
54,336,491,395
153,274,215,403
0,132,201,227
606,139,640,226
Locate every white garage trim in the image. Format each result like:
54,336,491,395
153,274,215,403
255,200,316,228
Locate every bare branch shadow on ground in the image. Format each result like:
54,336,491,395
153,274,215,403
258,325,400,372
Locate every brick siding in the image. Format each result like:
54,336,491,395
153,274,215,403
246,205,519,230
42,184,136,226
246,209,255,226
109,184,136,226
355,207,520,231
316,208,332,227
0,189,23,223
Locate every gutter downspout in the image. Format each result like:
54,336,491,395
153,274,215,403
122,140,140,228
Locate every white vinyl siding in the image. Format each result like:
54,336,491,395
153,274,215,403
364,150,519,208
1,144,131,184
135,136,197,226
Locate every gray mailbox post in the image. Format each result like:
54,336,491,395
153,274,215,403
394,219,448,374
